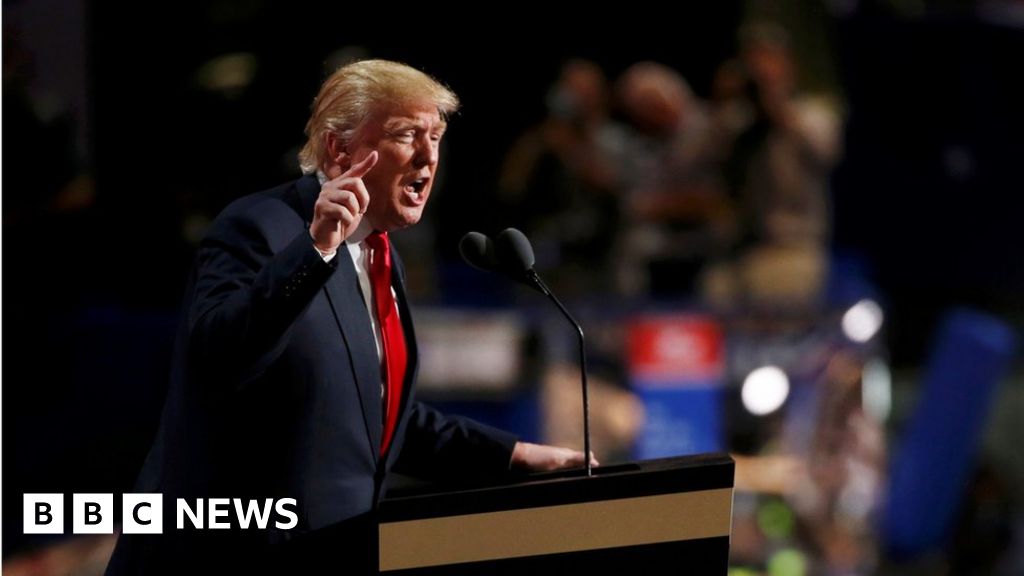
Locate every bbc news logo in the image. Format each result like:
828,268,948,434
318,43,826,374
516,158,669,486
23,494,297,534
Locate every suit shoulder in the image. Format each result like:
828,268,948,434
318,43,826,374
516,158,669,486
218,178,300,221
206,176,313,241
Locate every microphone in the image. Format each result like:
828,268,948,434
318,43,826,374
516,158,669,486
459,230,544,294
458,231,498,274
460,229,593,476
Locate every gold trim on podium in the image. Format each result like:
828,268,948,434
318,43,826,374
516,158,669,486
379,487,733,571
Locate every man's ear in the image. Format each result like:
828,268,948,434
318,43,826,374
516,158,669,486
324,132,351,177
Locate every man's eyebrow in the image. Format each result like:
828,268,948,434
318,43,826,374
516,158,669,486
383,118,447,133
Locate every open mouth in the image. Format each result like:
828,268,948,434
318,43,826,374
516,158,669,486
404,178,429,204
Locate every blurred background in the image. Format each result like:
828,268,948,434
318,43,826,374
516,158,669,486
3,0,1023,574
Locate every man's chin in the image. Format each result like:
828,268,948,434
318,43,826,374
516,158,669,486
377,211,424,232
399,207,426,228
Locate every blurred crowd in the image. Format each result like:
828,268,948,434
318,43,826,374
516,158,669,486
497,23,842,311
492,23,899,576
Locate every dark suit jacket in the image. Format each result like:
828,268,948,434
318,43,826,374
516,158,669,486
107,174,517,574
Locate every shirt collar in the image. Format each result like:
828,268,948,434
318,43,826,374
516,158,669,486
347,219,374,245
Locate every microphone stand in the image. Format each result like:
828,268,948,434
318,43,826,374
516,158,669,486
526,270,592,477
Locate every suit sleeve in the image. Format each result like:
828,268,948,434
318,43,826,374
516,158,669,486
392,401,518,482
187,209,336,389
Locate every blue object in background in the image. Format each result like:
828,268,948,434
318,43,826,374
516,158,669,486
882,308,1018,558
633,382,724,459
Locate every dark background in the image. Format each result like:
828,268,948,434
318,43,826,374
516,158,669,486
4,0,1023,558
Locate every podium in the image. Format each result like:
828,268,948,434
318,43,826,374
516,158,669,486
379,453,734,574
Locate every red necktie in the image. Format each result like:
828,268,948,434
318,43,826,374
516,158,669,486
365,231,407,456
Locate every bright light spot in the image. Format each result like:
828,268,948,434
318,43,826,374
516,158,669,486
862,357,892,422
741,366,790,416
842,299,884,343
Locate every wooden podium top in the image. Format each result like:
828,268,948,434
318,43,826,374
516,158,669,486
381,453,733,520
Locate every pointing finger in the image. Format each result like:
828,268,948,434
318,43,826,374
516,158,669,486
343,150,378,179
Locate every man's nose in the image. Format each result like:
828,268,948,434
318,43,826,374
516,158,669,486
413,135,439,167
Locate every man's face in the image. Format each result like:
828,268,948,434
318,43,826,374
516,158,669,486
345,102,446,232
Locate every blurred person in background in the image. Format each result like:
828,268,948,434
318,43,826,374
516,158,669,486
498,59,621,298
703,23,843,310
608,61,736,300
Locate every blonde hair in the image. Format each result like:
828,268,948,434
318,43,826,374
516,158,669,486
298,59,459,174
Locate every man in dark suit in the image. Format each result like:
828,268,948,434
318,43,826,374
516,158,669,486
107,59,592,575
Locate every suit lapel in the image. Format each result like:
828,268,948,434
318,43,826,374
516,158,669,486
323,252,384,456
298,174,383,456
298,175,417,464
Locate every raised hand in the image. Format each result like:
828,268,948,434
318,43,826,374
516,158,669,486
310,151,378,253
